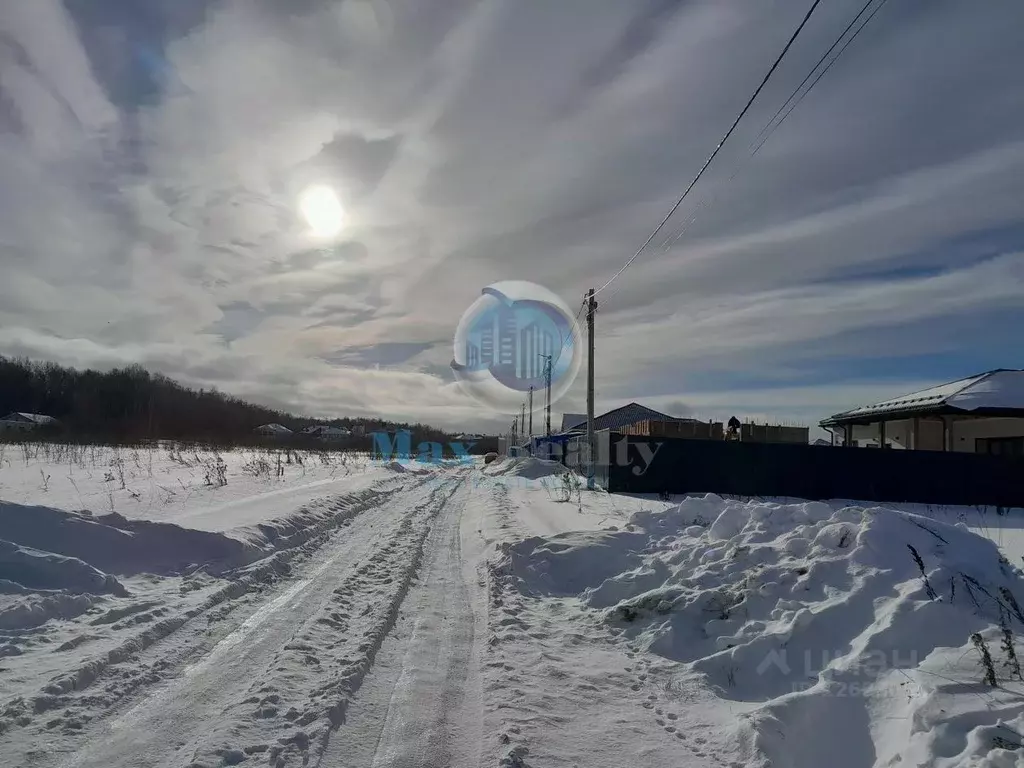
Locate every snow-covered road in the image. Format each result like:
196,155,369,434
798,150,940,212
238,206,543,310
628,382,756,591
330,473,485,768
36,471,469,768
7,454,1024,768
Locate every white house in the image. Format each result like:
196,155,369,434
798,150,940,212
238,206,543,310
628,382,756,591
0,412,60,432
254,423,293,437
820,369,1024,455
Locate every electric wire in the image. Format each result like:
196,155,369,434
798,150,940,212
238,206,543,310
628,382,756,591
591,0,826,298
597,0,890,311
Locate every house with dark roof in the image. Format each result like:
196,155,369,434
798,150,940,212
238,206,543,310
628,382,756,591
559,402,683,434
819,369,1024,454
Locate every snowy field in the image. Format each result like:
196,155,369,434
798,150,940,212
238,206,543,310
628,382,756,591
2,447,1024,767
0,442,385,530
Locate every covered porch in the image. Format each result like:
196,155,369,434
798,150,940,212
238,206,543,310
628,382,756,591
820,370,1024,455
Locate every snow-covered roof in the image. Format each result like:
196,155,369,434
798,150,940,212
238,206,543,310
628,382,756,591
822,369,1024,425
1,412,58,425
255,423,292,434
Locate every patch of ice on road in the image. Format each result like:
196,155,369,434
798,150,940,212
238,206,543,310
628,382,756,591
496,493,1024,768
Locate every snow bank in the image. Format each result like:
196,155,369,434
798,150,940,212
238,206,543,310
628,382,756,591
483,456,567,480
0,540,126,596
0,502,256,578
503,530,646,597
0,584,97,630
499,494,1024,768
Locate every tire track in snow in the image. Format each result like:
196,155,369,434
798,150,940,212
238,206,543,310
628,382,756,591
326,473,484,768
50,473,457,768
3,482,405,752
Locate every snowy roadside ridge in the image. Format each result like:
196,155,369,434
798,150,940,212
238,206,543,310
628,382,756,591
498,494,1024,768
180,474,467,768
0,482,406,738
483,479,536,768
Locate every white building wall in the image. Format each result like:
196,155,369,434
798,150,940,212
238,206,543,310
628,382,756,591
848,417,1024,452
949,417,1024,453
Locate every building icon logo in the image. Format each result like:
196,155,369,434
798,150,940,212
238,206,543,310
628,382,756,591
451,281,582,412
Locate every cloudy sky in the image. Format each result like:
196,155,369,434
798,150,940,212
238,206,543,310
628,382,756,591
2,0,1023,435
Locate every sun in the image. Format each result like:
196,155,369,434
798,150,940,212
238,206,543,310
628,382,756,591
299,184,345,238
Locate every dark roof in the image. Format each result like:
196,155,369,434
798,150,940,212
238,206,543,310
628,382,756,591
563,402,680,433
820,369,1024,427
560,413,586,432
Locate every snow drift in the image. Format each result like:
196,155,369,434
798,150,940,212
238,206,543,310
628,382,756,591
0,485,400,633
501,494,1024,768
0,502,257,578
0,540,127,596
483,456,568,480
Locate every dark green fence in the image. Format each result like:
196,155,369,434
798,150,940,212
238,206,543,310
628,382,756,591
600,433,1024,508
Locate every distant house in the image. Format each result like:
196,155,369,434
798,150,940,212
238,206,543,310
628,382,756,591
254,423,293,437
820,369,1024,454
0,412,60,432
301,425,351,441
560,403,678,434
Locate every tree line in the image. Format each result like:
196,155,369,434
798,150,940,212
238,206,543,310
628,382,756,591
0,356,456,447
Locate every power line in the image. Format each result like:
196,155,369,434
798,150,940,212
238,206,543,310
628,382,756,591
557,299,587,354
592,0,826,298
601,0,890,308
752,0,890,156
751,0,879,151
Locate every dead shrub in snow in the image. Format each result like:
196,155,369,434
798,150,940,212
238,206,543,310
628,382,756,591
548,471,582,506
242,455,273,479
202,454,228,487
999,609,1023,681
907,544,937,600
971,632,998,686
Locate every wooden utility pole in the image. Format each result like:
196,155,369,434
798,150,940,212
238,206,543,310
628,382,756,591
539,354,552,438
520,402,526,447
585,288,597,490
528,386,534,442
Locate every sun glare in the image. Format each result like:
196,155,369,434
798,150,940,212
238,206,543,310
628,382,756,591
299,184,345,238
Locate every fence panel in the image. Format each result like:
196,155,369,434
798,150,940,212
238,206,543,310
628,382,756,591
603,434,1024,507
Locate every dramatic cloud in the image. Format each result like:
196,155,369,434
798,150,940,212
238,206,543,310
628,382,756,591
2,0,1023,433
